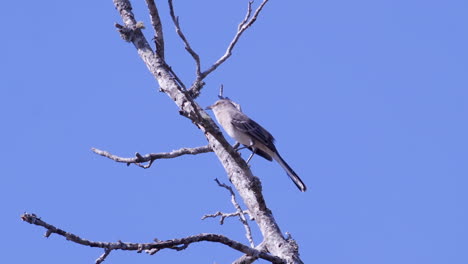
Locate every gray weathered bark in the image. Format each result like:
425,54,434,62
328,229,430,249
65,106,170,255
114,0,302,263
21,1,304,263
113,1,302,262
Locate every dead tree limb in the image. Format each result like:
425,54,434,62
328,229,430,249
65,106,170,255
192,0,269,97
145,0,164,59
112,0,302,262
233,241,268,264
202,210,250,224
168,0,202,80
23,1,303,263
167,0,269,98
91,145,212,168
95,249,111,264
21,213,283,263
215,178,255,247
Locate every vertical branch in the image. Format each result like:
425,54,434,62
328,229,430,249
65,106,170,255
144,0,187,89
145,0,165,59
168,0,202,79
239,0,254,31
215,179,255,247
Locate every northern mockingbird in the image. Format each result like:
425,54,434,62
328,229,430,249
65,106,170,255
207,99,307,192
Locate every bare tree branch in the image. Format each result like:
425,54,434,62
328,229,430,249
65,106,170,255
144,0,188,90
187,0,270,97
166,1,269,98
165,63,187,90
21,1,304,263
167,0,202,79
91,145,212,168
21,213,283,263
145,0,188,90
233,241,268,264
114,2,187,91
145,0,165,59
202,210,250,225
97,1,303,262
195,0,269,84
95,249,111,264
215,179,255,247
112,0,302,262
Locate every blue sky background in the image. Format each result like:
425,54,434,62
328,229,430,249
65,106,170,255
1,0,467,263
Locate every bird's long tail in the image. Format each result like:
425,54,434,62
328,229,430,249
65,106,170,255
273,152,307,192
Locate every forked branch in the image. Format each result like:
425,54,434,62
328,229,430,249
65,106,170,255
21,213,283,264
166,0,269,98
196,0,269,83
202,210,250,224
215,179,255,247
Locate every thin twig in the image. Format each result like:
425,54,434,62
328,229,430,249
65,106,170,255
91,145,212,168
215,179,255,247
199,0,269,80
239,0,254,31
188,0,269,97
145,0,165,59
219,84,224,98
21,213,283,263
95,249,112,264
202,210,250,225
168,0,202,79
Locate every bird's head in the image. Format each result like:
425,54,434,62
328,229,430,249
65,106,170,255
206,99,242,112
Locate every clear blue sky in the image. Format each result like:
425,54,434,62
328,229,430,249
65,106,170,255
1,0,467,263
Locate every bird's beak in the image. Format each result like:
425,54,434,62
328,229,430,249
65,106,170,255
205,105,213,110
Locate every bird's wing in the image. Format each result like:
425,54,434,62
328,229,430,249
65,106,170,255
231,112,277,153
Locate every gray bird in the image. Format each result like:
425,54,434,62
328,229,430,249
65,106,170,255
207,99,306,192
